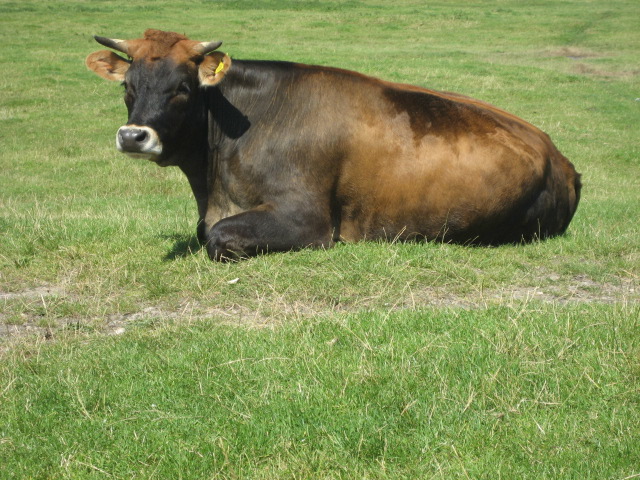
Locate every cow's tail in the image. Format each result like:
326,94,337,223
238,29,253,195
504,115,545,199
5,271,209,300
558,153,581,235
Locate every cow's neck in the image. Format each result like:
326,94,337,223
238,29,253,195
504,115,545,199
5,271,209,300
208,60,295,135
175,99,209,229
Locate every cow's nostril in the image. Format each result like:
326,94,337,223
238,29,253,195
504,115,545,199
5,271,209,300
134,129,148,143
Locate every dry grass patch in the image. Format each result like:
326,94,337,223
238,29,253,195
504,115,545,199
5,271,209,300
547,46,602,59
2,269,637,352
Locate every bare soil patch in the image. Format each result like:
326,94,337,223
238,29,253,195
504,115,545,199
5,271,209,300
1,274,637,352
0,286,65,301
543,47,639,78
571,62,640,78
548,47,601,60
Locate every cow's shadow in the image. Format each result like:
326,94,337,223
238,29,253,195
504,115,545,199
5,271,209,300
162,234,202,261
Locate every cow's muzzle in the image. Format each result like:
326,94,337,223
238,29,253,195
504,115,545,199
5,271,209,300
116,125,163,159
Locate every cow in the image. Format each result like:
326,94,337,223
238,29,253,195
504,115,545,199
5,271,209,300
86,29,581,261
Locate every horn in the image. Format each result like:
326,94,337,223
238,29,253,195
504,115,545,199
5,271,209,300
193,40,223,55
94,35,130,56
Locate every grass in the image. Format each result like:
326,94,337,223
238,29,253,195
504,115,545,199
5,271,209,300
1,0,639,478
2,305,639,479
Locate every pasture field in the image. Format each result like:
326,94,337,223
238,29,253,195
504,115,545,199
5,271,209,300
1,0,639,478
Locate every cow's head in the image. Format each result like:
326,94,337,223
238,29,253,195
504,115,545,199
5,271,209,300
86,29,231,165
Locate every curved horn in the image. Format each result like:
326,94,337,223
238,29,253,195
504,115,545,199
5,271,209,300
94,35,130,56
193,40,223,55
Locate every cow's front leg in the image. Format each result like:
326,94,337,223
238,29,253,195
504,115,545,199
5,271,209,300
206,205,333,261
180,161,210,245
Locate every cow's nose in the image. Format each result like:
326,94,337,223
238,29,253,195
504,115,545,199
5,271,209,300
118,127,149,152
116,125,163,158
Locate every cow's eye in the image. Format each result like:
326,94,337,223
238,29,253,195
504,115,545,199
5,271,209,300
175,83,191,96
122,81,136,99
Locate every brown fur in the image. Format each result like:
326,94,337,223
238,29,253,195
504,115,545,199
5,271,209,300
86,30,581,260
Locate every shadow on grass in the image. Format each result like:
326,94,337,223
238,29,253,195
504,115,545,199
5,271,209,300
162,234,203,261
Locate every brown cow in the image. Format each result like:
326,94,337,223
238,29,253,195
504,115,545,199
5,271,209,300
86,29,581,260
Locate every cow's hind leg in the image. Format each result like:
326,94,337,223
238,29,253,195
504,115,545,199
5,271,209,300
206,206,333,261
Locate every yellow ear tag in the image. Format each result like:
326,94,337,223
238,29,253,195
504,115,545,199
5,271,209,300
215,60,225,75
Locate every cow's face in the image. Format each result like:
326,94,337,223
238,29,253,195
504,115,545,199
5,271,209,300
117,59,201,165
86,30,231,166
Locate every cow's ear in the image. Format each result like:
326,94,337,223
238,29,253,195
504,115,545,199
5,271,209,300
199,52,232,86
86,50,131,82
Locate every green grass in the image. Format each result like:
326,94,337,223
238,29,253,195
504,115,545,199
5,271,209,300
1,0,639,478
2,305,639,479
